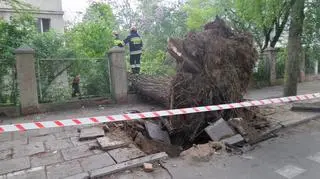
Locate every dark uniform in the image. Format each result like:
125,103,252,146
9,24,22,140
72,75,80,97
124,29,143,74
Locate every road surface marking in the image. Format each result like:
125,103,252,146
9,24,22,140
307,152,320,164
275,165,306,179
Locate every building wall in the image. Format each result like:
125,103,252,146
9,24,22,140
0,0,62,11
0,0,64,33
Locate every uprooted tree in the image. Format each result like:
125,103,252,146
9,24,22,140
130,17,262,146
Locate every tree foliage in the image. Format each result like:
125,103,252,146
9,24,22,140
66,2,116,57
0,14,35,104
184,0,294,51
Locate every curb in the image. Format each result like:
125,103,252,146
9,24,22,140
253,114,320,145
279,114,320,129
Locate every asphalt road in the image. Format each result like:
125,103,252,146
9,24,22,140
162,119,320,179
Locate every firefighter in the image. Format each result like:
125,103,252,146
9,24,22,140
124,27,143,74
113,31,124,47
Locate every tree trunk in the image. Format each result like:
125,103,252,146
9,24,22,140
284,0,305,96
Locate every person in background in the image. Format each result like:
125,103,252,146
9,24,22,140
72,74,81,97
124,27,143,74
113,31,124,47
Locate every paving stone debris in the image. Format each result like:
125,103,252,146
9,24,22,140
143,163,154,172
108,144,146,163
205,118,235,141
228,118,247,136
90,152,168,178
221,134,245,146
79,153,116,172
80,127,105,141
134,132,182,157
97,137,129,150
180,144,215,162
145,121,171,144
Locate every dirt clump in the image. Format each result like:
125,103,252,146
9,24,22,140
180,142,226,162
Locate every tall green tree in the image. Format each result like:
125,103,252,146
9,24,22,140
67,2,116,57
184,0,294,51
284,0,306,96
303,0,320,72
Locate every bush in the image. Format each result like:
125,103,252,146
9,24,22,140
141,50,175,76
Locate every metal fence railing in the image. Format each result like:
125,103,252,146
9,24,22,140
36,57,111,103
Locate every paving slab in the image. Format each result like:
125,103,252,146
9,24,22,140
30,150,64,167
61,145,94,161
54,129,79,139
108,144,145,163
64,172,89,179
204,118,235,141
6,166,46,179
0,157,30,175
97,137,129,150
29,134,56,143
145,121,171,144
0,139,28,151
12,142,45,158
90,152,168,178
0,149,12,160
79,153,116,172
79,127,105,141
46,160,83,179
0,132,12,142
221,134,245,146
26,128,64,137
44,138,74,151
11,132,28,142
70,137,97,146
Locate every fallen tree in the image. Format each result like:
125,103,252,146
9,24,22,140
130,17,260,146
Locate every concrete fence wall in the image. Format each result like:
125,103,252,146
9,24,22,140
1,47,128,116
261,48,319,85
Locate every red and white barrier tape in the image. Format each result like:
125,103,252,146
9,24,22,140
1,93,319,133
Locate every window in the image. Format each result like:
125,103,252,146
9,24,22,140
37,18,50,33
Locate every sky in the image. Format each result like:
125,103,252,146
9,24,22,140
62,0,139,22
62,0,90,22
61,0,179,22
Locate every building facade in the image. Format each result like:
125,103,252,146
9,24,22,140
0,0,64,33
